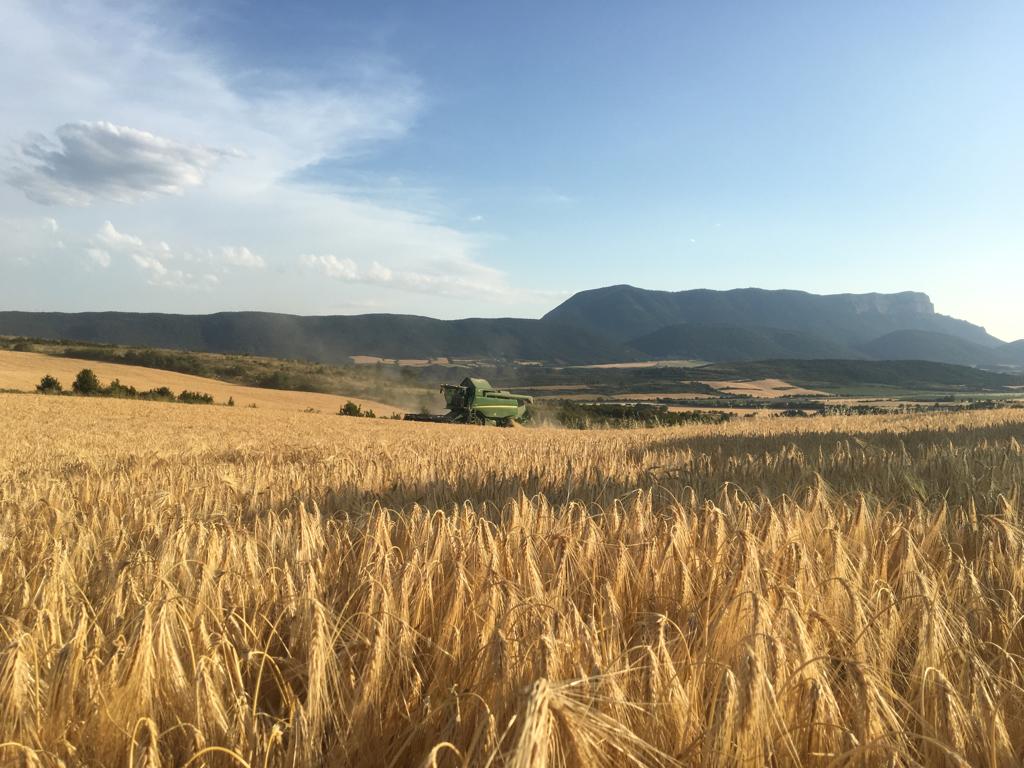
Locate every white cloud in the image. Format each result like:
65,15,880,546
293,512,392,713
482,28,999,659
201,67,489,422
90,220,219,289
131,252,168,277
97,220,144,248
85,247,111,268
0,0,535,315
301,253,359,280
0,215,65,263
7,121,230,206
300,252,517,299
220,245,265,268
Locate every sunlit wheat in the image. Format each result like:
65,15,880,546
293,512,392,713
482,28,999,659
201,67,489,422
2,394,1024,766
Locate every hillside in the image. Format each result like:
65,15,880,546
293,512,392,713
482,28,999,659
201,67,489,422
630,323,861,361
544,285,1002,346
858,330,1002,367
2,285,1020,368
0,311,627,365
0,350,402,415
996,340,1024,367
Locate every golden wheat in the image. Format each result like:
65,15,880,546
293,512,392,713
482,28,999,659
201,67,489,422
2,393,1024,766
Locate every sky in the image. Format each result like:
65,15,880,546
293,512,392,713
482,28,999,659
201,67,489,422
1,1,1022,341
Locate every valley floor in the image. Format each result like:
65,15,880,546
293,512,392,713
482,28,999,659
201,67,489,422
2,395,1024,765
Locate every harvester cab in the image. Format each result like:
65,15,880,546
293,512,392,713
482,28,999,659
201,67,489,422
404,377,533,426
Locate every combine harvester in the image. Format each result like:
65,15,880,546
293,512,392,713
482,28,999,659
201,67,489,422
404,377,533,426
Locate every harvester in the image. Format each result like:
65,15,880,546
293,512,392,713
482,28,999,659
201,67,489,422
403,377,533,426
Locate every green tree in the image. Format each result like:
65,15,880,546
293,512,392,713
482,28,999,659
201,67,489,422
141,386,175,401
72,369,101,395
340,401,362,416
36,375,63,394
104,379,137,398
178,390,214,404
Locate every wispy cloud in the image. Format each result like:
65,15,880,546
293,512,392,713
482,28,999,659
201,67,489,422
300,254,359,280
85,247,111,268
301,252,529,301
0,215,65,264
0,0,518,314
90,220,218,289
220,245,265,269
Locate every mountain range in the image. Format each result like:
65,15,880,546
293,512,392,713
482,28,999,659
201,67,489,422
1,285,1021,369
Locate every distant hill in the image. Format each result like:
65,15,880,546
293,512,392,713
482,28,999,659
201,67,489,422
0,311,628,365
1,285,1020,369
998,340,1024,368
857,330,1003,367
544,285,1002,347
630,323,861,361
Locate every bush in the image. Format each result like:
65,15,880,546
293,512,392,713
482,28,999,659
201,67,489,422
338,401,375,417
227,396,235,407
177,390,214,405
104,379,138,398
340,401,363,417
36,375,63,394
72,369,102,395
141,387,175,402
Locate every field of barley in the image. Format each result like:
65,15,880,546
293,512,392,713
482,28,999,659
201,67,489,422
2,393,1024,766
0,350,401,416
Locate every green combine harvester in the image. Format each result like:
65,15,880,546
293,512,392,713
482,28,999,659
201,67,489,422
404,377,533,426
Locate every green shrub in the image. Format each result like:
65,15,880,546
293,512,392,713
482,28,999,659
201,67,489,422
36,375,63,394
104,379,138,398
177,390,214,405
340,401,361,416
141,386,175,402
72,369,101,395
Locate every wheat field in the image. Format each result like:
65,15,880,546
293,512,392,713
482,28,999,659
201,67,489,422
2,393,1024,766
0,350,401,416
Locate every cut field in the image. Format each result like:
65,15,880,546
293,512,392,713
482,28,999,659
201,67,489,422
0,349,400,415
575,358,707,369
349,355,440,367
530,392,716,403
3,394,1024,766
703,377,828,398
607,391,716,400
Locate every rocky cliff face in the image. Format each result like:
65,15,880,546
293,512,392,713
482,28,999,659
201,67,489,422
842,292,934,316
543,285,996,346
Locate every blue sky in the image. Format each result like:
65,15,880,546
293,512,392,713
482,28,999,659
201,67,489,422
1,1,1022,340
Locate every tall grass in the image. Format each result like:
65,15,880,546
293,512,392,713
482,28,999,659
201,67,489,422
1,395,1023,765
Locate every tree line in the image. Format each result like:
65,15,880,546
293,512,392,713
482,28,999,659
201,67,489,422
36,369,215,404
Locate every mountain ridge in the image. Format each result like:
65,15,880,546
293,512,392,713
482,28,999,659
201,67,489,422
1,286,1019,368
0,310,630,365
543,285,1002,346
